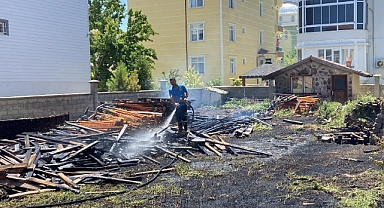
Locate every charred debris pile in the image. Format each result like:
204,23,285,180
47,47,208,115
0,98,271,200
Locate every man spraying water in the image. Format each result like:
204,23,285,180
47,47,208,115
169,77,189,133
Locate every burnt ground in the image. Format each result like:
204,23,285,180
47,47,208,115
5,107,384,208
120,107,384,208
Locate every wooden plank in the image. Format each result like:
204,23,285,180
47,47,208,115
0,178,41,190
24,135,30,148
282,119,304,125
154,145,191,163
0,149,23,163
0,163,28,174
48,144,82,155
65,121,105,134
132,167,175,176
8,189,56,198
25,177,80,193
57,172,80,189
205,142,222,157
116,124,128,141
61,141,99,162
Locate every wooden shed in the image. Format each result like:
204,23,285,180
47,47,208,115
264,55,372,102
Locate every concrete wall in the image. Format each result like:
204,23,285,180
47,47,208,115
0,93,92,121
215,86,271,99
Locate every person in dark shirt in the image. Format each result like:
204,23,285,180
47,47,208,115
169,77,189,133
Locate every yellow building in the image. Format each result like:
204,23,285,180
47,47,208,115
129,0,283,85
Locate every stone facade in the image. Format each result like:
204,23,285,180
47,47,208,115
274,61,354,100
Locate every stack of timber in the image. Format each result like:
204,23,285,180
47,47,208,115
76,100,171,132
188,114,272,138
268,94,320,113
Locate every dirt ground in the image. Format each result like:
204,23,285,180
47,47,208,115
131,108,384,208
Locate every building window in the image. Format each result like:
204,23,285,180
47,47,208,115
297,49,302,61
190,56,205,74
259,1,263,16
229,24,236,41
189,0,203,8
242,0,246,2
291,76,312,94
299,1,366,33
259,30,263,44
318,48,345,63
291,15,295,22
229,0,235,9
190,23,204,42
242,58,246,64
0,20,9,36
230,57,236,74
242,26,246,34
279,16,283,22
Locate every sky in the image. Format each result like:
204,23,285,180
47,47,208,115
120,0,128,30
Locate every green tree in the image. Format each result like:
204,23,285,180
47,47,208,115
89,1,157,91
88,0,126,91
283,47,297,67
126,70,141,91
106,62,141,92
122,9,158,90
182,66,204,88
206,76,223,87
106,62,129,91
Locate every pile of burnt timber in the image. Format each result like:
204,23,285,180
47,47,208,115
0,103,269,199
318,99,381,145
268,94,320,113
189,114,271,138
76,100,172,132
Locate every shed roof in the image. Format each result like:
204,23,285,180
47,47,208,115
264,55,372,79
239,64,282,79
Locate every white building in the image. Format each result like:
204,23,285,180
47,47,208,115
297,0,384,83
0,0,91,97
278,0,299,53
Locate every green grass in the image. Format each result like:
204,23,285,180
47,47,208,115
315,94,376,128
286,170,384,208
221,98,271,112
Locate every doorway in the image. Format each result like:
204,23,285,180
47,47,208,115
331,75,348,103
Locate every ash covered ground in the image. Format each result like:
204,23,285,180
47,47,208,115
103,106,384,208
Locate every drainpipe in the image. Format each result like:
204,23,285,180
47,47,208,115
220,0,224,84
369,1,375,75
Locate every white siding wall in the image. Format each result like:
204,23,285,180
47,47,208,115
0,0,90,97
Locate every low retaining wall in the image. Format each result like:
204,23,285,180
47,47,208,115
215,86,271,99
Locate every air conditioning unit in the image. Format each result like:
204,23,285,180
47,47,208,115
377,60,384,68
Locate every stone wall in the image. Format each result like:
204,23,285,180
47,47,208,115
274,61,354,100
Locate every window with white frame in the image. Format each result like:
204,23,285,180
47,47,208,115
317,48,351,64
230,57,236,74
189,0,203,8
0,20,9,36
259,30,263,44
190,56,205,74
190,23,204,42
259,1,263,16
242,58,246,64
291,76,312,93
242,26,246,33
229,0,235,9
229,24,236,41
